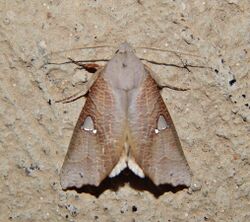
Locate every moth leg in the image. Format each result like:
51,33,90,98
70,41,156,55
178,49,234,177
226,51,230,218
55,90,87,104
77,63,101,73
145,66,190,91
67,57,103,73
159,83,190,91
56,65,104,104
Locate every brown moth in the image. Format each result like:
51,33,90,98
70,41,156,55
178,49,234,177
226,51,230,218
60,42,192,189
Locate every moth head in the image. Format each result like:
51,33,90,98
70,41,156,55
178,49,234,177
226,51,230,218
116,42,135,54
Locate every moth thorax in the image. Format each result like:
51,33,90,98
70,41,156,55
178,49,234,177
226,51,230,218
155,115,169,134
81,116,97,134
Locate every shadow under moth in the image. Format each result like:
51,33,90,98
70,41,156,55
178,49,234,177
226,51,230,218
60,42,192,189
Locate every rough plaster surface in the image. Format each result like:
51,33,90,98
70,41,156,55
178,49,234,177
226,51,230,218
0,0,249,221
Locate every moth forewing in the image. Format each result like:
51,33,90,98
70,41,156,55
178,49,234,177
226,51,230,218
127,70,192,187
60,71,127,188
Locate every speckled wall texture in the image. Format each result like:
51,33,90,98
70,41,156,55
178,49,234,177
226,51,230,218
0,0,249,222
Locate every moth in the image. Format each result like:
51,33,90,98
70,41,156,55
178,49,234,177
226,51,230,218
60,42,192,189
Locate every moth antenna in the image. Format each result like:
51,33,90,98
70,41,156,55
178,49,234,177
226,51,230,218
43,58,108,72
46,58,109,66
67,57,109,64
58,94,86,104
49,45,115,56
136,46,205,58
68,58,110,63
55,89,88,104
140,58,190,72
140,58,212,72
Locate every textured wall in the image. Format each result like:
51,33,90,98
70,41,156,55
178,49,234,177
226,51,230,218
0,0,249,221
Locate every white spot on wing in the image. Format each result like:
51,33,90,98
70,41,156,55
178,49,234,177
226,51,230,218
155,115,169,134
110,142,145,178
158,115,169,130
154,129,159,134
81,116,97,134
128,158,145,178
109,143,129,178
109,156,127,178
